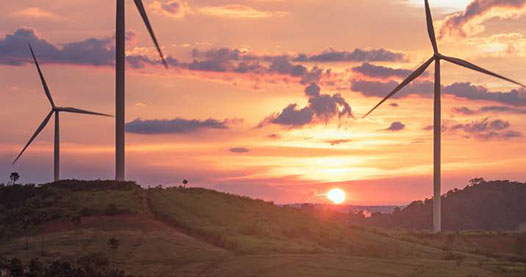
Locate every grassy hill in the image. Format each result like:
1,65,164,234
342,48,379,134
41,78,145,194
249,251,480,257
1,180,526,276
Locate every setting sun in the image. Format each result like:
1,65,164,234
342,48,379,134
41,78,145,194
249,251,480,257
327,188,346,204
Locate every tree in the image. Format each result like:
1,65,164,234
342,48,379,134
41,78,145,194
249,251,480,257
107,238,120,260
182,179,188,188
9,172,20,185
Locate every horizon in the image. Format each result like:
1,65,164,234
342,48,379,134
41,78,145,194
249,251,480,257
2,0,526,206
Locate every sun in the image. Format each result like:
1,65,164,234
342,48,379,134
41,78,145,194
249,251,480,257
327,188,346,204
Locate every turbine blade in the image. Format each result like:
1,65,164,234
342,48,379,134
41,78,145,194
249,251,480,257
58,107,113,117
134,0,168,68
28,44,55,107
441,55,526,88
363,57,435,118
13,110,54,164
425,0,438,54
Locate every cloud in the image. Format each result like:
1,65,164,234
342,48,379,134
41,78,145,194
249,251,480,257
385,122,405,131
0,28,175,68
294,48,406,62
440,0,526,38
352,79,526,106
10,7,66,21
188,50,327,84
351,79,433,98
325,139,352,146
150,0,191,19
425,118,522,140
259,84,353,128
0,28,114,66
352,63,414,79
452,105,526,115
198,5,283,19
229,147,250,153
125,118,241,134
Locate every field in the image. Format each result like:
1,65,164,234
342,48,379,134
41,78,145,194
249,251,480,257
1,181,526,276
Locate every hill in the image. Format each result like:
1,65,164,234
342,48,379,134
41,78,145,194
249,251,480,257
0,180,525,276
361,179,526,231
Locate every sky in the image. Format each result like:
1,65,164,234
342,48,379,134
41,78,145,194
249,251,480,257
2,0,526,205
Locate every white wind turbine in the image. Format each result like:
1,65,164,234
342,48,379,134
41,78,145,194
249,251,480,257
114,0,168,181
13,44,112,182
363,0,525,232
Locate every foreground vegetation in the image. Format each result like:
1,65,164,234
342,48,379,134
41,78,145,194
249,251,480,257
1,179,525,276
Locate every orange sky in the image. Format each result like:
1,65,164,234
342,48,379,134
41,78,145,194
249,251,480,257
1,0,526,205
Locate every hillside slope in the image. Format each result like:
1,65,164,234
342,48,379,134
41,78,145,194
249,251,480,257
1,180,525,276
363,179,526,230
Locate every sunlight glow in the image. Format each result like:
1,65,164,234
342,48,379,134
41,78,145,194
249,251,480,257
327,188,346,204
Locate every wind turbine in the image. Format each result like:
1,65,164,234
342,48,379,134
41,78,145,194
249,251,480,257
363,0,525,232
115,0,167,181
13,44,112,182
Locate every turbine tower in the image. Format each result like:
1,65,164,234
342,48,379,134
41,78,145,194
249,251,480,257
363,0,525,232
13,44,112,182
115,0,167,181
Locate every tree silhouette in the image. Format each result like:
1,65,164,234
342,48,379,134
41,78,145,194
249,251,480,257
9,172,20,185
182,179,188,188
107,237,120,261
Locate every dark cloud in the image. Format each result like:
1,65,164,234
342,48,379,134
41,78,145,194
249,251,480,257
229,147,250,153
440,0,526,38
0,28,113,66
352,63,413,79
425,118,522,141
390,103,399,107
385,122,405,131
259,84,353,128
125,118,240,134
351,79,433,98
294,48,406,62
267,133,281,139
453,106,526,115
0,28,175,68
352,79,526,106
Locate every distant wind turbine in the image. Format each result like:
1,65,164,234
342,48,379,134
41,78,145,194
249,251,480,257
363,0,525,232
114,0,168,181
13,44,112,182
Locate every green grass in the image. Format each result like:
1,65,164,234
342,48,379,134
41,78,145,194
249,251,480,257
148,187,450,258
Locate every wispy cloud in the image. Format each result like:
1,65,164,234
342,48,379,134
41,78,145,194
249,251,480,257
150,0,192,19
10,7,66,21
198,5,285,19
230,147,250,153
352,79,526,106
440,0,526,38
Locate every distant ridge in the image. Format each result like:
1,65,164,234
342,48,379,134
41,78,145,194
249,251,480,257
360,179,526,231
